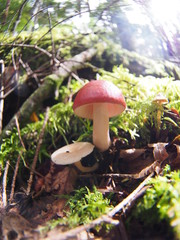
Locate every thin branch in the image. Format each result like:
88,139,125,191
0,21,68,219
14,7,49,40
35,10,90,45
26,107,49,195
30,0,42,32
0,60,5,134
9,154,21,203
0,83,18,100
12,0,29,35
2,160,10,207
108,173,153,217
0,43,96,78
47,11,55,63
19,57,39,85
2,0,11,26
15,115,26,149
9,116,26,203
0,43,52,58
60,63,84,84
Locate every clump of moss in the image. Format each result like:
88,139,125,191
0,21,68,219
41,186,113,234
62,186,113,227
129,166,180,239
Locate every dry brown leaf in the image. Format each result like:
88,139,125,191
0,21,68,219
118,143,171,178
118,147,154,175
50,167,77,195
119,148,146,160
170,144,180,168
149,142,169,161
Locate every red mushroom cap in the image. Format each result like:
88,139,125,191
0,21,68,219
73,80,126,119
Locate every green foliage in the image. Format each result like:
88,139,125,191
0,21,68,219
132,166,180,239
0,128,24,169
63,186,113,227
0,80,91,174
42,186,113,233
47,102,74,145
0,122,44,175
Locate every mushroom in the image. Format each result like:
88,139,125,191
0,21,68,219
51,142,98,172
153,93,168,140
73,80,126,152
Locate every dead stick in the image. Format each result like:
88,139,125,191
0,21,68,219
108,173,153,217
0,60,5,134
15,115,26,149
9,116,27,202
2,160,9,207
26,107,49,195
9,155,21,203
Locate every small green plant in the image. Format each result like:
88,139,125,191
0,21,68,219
41,186,113,234
131,165,180,239
63,186,113,227
0,128,24,170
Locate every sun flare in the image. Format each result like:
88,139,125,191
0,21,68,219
150,0,180,24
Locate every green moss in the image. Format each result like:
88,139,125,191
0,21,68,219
130,166,180,239
41,186,113,233
64,186,113,227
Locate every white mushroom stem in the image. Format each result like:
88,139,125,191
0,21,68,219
93,103,111,152
156,108,162,140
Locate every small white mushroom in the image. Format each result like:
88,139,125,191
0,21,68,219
51,142,98,172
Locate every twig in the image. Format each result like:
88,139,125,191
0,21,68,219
0,43,52,58
60,63,84,84
49,216,119,240
15,115,26,149
2,160,10,207
108,173,153,217
13,7,49,40
50,173,153,240
19,57,39,85
0,43,96,79
47,11,55,63
8,116,26,202
85,165,157,179
0,84,18,100
0,60,5,134
26,107,49,195
30,0,42,32
12,0,29,35
2,0,11,26
9,154,21,203
35,10,90,45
